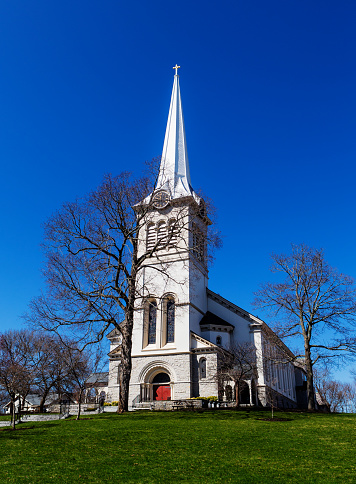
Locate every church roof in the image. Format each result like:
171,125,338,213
107,326,121,341
207,289,260,322
190,331,219,351
86,372,109,385
199,311,235,329
108,345,122,358
207,288,296,359
155,67,200,202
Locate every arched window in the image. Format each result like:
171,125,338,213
199,200,206,218
166,299,175,343
225,385,233,401
146,223,156,251
216,335,222,346
192,222,205,263
168,219,178,248
162,296,175,345
157,221,167,248
200,358,207,379
143,299,157,347
148,300,157,344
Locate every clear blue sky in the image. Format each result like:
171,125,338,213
1,1,355,379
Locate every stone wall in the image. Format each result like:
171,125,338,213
107,359,120,403
191,351,219,398
129,353,192,406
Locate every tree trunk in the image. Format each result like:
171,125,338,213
235,382,240,408
118,315,133,413
39,389,49,413
304,345,315,411
11,399,16,430
76,389,83,420
117,270,136,413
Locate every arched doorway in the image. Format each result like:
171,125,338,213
240,381,250,404
152,373,171,401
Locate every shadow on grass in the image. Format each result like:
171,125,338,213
257,417,293,422
0,426,35,432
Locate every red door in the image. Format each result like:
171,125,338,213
154,385,171,401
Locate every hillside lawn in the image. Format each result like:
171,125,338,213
0,410,355,483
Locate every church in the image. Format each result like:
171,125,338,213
106,67,306,410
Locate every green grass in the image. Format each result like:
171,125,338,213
0,410,355,483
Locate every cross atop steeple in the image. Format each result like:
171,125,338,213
173,64,180,76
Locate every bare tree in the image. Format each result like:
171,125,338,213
217,343,257,407
29,333,70,413
0,330,34,429
254,244,356,410
26,170,220,412
61,345,103,420
314,367,356,413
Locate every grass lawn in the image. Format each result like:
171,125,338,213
0,410,355,483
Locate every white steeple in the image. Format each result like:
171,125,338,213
155,66,197,200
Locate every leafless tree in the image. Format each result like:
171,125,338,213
217,343,257,407
344,382,356,413
0,330,34,429
314,367,356,413
30,333,68,413
26,170,220,412
254,244,356,410
57,344,103,420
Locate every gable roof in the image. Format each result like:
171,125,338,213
207,288,296,360
107,327,122,341
3,392,73,409
207,288,262,324
108,345,122,358
86,372,109,385
199,311,234,329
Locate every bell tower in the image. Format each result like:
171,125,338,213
129,67,211,402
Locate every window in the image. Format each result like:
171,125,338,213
157,221,167,248
225,385,233,400
200,358,207,379
143,298,157,347
199,200,206,218
148,300,157,344
146,219,179,254
162,296,175,345
216,335,222,346
146,224,156,251
166,299,175,343
192,222,205,263
168,219,179,248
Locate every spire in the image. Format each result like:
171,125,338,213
155,67,197,200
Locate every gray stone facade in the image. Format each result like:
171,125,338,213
128,353,192,407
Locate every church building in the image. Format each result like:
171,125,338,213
107,67,306,409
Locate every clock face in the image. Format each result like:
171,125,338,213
152,191,170,209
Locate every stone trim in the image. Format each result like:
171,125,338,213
207,288,255,322
132,351,191,358
191,331,217,348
